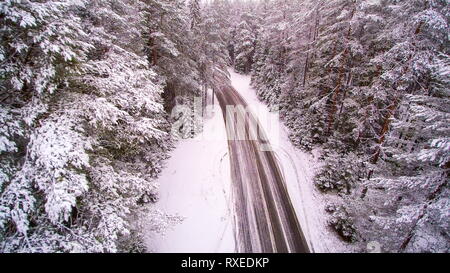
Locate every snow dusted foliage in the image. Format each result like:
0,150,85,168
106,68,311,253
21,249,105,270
212,0,450,252
0,107,23,191
0,0,89,251
143,0,201,94
326,204,358,242
141,0,220,139
0,0,89,96
231,14,258,74
0,0,173,252
315,151,366,194
366,54,450,253
27,114,91,225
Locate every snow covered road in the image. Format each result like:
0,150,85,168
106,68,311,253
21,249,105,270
212,69,309,253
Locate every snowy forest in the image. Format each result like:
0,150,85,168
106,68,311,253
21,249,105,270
0,0,449,253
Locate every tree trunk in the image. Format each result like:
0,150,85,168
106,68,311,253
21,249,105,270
202,84,206,117
302,25,313,87
327,60,345,133
327,7,355,133
338,72,352,117
357,96,373,144
153,47,158,66
303,9,320,87
371,99,399,164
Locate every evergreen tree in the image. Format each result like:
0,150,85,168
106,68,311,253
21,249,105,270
0,0,174,252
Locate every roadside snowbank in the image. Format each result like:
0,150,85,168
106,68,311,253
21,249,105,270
144,97,236,253
228,68,350,252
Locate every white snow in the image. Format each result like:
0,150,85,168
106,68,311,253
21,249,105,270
227,68,351,253
145,94,236,253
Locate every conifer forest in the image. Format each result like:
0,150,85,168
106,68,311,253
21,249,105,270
0,0,449,253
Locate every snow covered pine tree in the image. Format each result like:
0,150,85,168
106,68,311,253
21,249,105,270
0,0,173,252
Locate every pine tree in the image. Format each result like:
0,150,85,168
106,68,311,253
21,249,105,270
0,0,174,252
365,0,450,252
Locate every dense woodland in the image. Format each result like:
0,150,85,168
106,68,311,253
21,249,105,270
0,0,448,252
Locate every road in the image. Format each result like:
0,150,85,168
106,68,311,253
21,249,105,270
212,69,310,253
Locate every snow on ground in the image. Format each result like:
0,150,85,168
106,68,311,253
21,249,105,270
227,68,351,253
144,94,236,253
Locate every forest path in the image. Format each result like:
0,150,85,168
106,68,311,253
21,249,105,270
212,68,310,253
